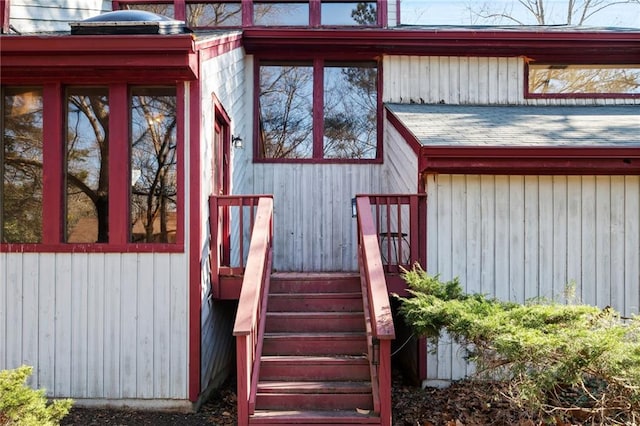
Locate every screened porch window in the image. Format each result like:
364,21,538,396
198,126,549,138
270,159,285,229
257,60,379,161
1,87,44,243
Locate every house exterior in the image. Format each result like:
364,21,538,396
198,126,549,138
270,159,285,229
1,0,639,423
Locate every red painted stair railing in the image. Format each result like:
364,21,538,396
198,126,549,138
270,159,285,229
356,196,396,426
230,197,274,426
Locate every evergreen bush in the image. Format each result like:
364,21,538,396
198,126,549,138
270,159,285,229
0,366,72,426
398,265,640,425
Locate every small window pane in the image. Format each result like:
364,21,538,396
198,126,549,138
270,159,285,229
123,3,174,17
529,65,640,95
66,88,109,243
322,2,377,26
254,3,309,26
323,63,377,159
259,64,314,159
1,88,43,243
187,3,242,27
130,87,178,243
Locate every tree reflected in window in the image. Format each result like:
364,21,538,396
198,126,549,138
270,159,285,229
254,3,309,26
529,65,640,96
66,88,109,243
324,63,377,159
258,61,378,161
123,3,175,17
1,88,43,243
187,3,242,27
259,64,314,158
130,87,178,243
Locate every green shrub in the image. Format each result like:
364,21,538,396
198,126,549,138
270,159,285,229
0,366,72,426
398,265,640,425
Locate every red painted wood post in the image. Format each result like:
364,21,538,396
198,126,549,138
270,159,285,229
209,196,220,298
236,335,250,426
379,339,393,426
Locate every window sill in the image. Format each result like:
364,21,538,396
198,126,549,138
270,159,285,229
0,243,185,254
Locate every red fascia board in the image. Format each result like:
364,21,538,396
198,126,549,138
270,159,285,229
195,32,243,61
0,34,199,80
420,146,640,175
242,28,640,61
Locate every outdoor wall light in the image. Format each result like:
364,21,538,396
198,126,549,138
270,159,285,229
232,135,243,148
351,197,357,218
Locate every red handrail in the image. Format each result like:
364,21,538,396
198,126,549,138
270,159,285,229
356,196,395,426
231,197,273,426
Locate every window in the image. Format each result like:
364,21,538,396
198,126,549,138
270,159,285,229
130,87,178,243
66,87,109,243
527,64,640,97
1,87,43,243
257,60,379,161
115,0,384,27
187,2,242,27
0,84,182,250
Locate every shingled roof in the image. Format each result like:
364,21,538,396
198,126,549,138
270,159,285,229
386,104,640,147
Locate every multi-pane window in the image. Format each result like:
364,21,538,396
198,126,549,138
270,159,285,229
528,64,640,97
0,84,181,248
130,87,178,243
1,88,44,243
258,60,378,161
115,1,383,27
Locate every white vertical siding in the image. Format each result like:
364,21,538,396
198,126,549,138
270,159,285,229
382,116,418,193
425,174,640,382
0,252,189,401
383,55,640,106
387,1,398,27
198,47,246,392
9,0,110,33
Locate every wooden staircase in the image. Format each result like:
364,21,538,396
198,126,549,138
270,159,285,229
250,272,381,425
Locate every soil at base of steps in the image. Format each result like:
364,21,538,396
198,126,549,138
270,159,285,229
62,371,551,426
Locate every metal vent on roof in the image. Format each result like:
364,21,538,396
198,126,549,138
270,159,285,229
70,10,190,35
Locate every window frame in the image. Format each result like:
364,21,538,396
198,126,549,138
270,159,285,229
112,0,387,28
253,57,382,164
0,82,185,253
525,62,640,99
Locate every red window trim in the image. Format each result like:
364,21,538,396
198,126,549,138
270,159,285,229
1,82,185,253
253,57,383,164
524,62,640,99
0,0,9,34
113,0,387,27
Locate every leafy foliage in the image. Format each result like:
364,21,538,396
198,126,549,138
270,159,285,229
0,366,72,426
398,266,640,424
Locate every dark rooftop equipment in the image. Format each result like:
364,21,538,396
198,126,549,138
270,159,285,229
70,10,190,35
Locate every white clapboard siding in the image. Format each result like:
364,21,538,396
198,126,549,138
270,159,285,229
383,56,640,106
198,47,246,390
9,0,109,33
425,174,640,382
0,252,189,402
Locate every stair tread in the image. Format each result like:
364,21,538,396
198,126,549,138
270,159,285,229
267,311,364,317
269,292,362,297
258,380,372,393
261,355,368,362
265,331,366,337
251,409,380,423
